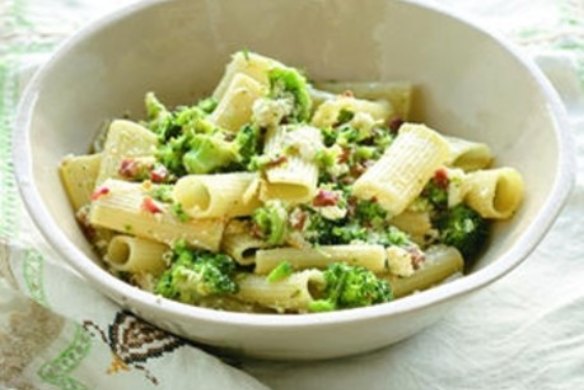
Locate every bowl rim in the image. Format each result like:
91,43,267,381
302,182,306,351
12,0,575,328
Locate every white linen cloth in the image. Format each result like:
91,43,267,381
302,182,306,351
1,0,583,389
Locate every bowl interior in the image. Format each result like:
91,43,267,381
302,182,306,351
20,0,562,293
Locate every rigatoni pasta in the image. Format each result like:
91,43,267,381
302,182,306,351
445,135,493,171
235,270,326,313
210,73,266,132
386,245,464,298
105,235,168,275
221,221,272,265
311,96,392,128
260,125,322,203
464,168,524,219
173,172,261,218
89,179,225,251
212,51,284,100
60,50,524,314
312,81,413,121
254,244,387,274
352,124,451,217
60,153,102,211
95,120,158,186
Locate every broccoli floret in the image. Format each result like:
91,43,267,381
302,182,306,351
145,92,180,141
173,106,208,133
315,149,336,170
267,261,293,283
145,93,219,143
320,126,339,147
156,134,190,176
156,121,236,176
303,201,411,247
197,97,218,114
369,226,411,247
268,67,312,123
303,211,367,245
155,244,238,304
353,146,377,161
372,126,394,152
146,92,243,176
354,199,387,229
145,92,167,119
183,133,238,174
336,108,355,125
252,201,288,245
422,180,448,210
149,185,174,203
170,202,190,222
335,124,360,146
303,211,335,244
234,124,263,168
309,263,392,312
331,222,369,243
314,145,345,182
436,204,489,258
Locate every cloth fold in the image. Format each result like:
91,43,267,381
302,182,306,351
2,0,584,389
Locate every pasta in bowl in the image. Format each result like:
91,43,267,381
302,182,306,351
15,0,573,359
60,51,524,314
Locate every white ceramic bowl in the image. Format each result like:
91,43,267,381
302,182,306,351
14,0,574,360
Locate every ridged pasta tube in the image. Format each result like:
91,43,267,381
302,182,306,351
221,221,271,266
313,81,413,120
464,167,524,219
445,136,493,171
386,245,463,298
173,172,261,218
254,245,387,274
60,153,102,211
210,73,266,132
95,120,158,186
89,179,225,251
212,51,284,100
352,124,450,216
311,96,392,128
105,235,168,275
235,270,326,313
261,125,322,203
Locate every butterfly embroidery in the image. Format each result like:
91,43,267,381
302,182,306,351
83,311,185,385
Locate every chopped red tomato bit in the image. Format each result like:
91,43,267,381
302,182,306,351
90,186,110,201
141,196,163,214
150,165,168,183
433,168,449,189
313,190,339,207
119,158,139,178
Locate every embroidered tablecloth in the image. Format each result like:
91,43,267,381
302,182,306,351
1,1,583,389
